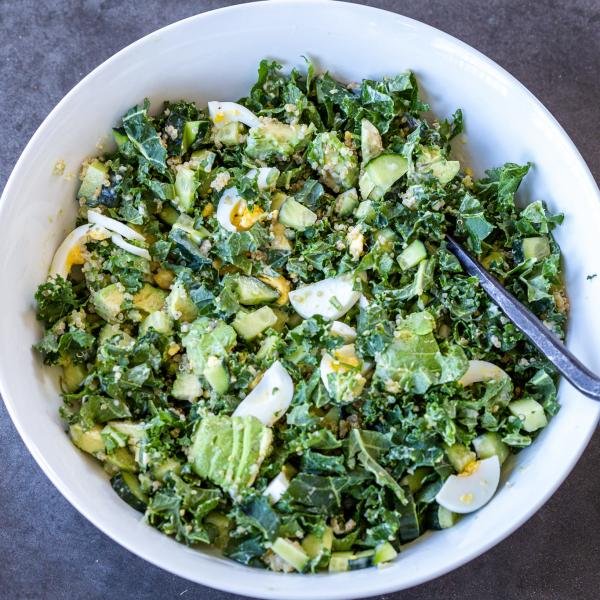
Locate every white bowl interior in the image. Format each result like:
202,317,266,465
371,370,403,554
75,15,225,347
1,2,599,598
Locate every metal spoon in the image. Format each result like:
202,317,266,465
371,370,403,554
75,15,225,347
445,234,600,400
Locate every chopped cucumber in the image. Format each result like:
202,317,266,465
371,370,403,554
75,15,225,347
354,199,376,223
181,121,200,154
256,335,280,362
400,466,430,493
69,423,104,455
234,276,280,305
359,154,408,200
335,188,359,216
329,550,375,572
398,240,427,271
171,214,209,244
348,550,375,570
158,204,180,225
522,237,550,261
473,432,509,464
278,198,317,231
427,504,460,530
190,149,216,172
78,159,108,201
399,496,420,542
373,542,397,566
174,166,198,213
509,397,547,432
203,357,229,395
271,538,309,572
445,443,476,473
214,121,246,146
233,306,278,340
111,471,147,512
105,446,137,473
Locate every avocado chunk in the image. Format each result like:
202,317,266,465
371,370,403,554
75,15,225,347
360,118,383,165
133,284,167,314
99,323,134,348
245,118,314,161
278,198,317,231
62,361,87,393
78,159,108,201
182,317,237,394
416,145,460,186
92,284,125,322
173,166,199,213
165,281,198,322
182,318,237,372
307,131,359,193
171,372,202,401
233,306,278,340
445,443,476,473
139,310,173,336
189,413,272,494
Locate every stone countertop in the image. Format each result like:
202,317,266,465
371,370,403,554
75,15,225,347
1,1,598,599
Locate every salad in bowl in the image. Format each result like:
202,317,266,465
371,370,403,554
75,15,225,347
33,59,566,574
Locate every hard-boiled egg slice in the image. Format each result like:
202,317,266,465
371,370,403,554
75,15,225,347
263,469,291,504
233,360,294,426
216,187,265,232
289,274,360,321
216,188,242,232
111,233,150,261
88,210,144,241
208,101,260,129
49,224,110,279
435,455,501,514
320,344,367,397
330,320,357,342
458,360,509,386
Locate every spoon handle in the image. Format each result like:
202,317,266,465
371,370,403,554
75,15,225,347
446,234,600,401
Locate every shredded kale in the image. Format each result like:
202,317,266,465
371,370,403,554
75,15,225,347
33,59,566,573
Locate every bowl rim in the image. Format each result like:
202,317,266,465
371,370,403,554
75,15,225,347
1,1,599,597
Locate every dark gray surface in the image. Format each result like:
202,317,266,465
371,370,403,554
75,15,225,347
1,0,599,598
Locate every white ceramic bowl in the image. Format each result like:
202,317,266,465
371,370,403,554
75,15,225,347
1,1,599,598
